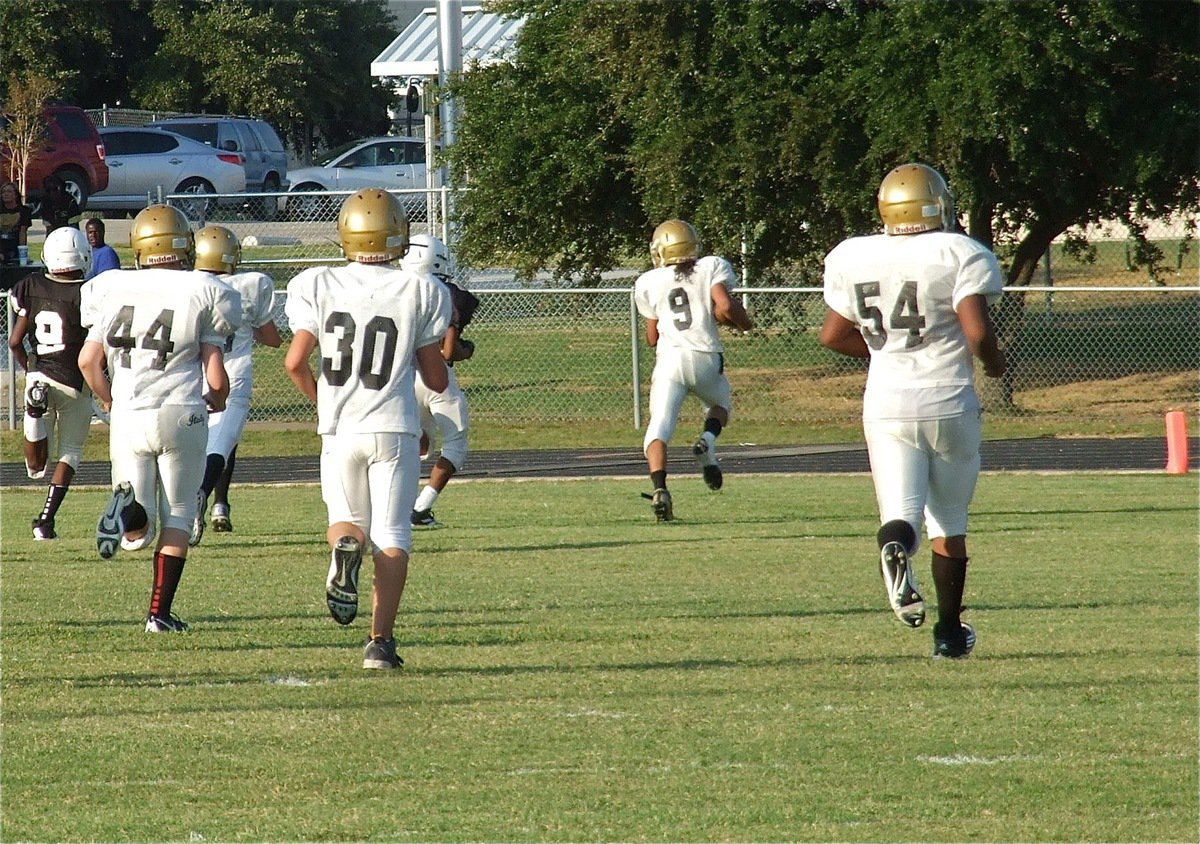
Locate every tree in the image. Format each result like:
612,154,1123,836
1,73,59,197
447,0,1199,288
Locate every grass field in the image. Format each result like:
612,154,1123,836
1,473,1196,842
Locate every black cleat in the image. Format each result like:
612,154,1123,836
933,621,977,659
210,503,232,533
32,518,57,541
651,488,673,522
145,613,190,633
97,482,136,559
411,508,439,528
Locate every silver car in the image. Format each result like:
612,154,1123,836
285,136,430,220
90,127,247,220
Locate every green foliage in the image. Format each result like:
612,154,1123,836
450,0,1199,286
1,475,1196,840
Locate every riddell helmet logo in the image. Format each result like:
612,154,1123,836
143,253,178,265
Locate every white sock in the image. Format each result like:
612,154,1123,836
414,486,439,512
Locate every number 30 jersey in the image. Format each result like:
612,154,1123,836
634,255,735,354
80,268,242,410
823,231,1003,421
286,262,451,436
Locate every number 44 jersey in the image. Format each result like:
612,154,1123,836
285,262,451,436
80,268,242,410
823,231,1004,422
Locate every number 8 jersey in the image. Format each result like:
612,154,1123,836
823,231,1004,421
80,268,242,409
285,262,450,436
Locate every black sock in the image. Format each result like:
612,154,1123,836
149,553,186,619
200,453,225,498
650,469,667,490
39,484,69,523
703,417,723,438
214,446,237,507
932,551,968,630
876,519,917,553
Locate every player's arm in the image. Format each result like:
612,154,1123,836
416,341,449,393
957,294,1007,377
645,317,659,348
712,283,753,331
819,309,870,358
284,329,320,403
441,322,473,362
253,320,283,348
201,342,229,412
8,313,29,371
78,340,112,410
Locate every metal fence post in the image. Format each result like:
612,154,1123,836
630,290,642,429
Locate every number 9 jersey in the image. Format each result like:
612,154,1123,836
285,262,451,436
633,255,735,353
80,268,242,409
823,231,1003,422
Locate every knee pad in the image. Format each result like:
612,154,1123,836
58,448,82,471
438,426,468,470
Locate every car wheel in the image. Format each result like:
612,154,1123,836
56,168,90,211
254,175,280,221
172,178,216,222
286,184,338,222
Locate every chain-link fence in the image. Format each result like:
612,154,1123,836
2,187,1196,442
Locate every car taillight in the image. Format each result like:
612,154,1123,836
96,143,106,161
218,153,242,166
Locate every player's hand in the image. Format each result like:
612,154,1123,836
984,350,1007,378
459,338,475,359
204,391,226,413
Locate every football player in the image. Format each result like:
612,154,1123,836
820,162,1007,659
284,188,451,670
78,204,241,633
188,225,282,544
403,233,478,529
633,219,752,522
7,226,95,540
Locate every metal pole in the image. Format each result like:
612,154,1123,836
5,303,15,430
630,290,642,429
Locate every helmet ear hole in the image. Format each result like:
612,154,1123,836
337,188,409,263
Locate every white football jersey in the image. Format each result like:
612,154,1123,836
286,262,450,436
823,231,1004,421
218,270,277,395
634,255,735,353
80,268,242,410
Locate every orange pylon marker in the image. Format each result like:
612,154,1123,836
1165,410,1189,475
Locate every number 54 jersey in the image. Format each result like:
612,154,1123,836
823,231,1003,422
285,262,450,436
80,268,242,410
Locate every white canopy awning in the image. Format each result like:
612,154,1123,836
371,4,526,79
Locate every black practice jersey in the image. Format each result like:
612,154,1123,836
10,273,87,391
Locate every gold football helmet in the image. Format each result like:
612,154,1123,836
650,219,701,268
337,188,409,263
130,204,194,268
194,225,241,274
877,163,955,235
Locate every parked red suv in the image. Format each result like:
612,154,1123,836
0,104,109,214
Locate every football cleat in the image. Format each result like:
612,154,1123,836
25,381,49,419
97,482,136,559
363,636,404,670
326,535,363,625
692,437,723,490
32,518,57,541
210,503,232,533
651,488,673,522
880,541,925,628
188,490,206,547
145,613,190,633
933,621,976,659
411,508,439,528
